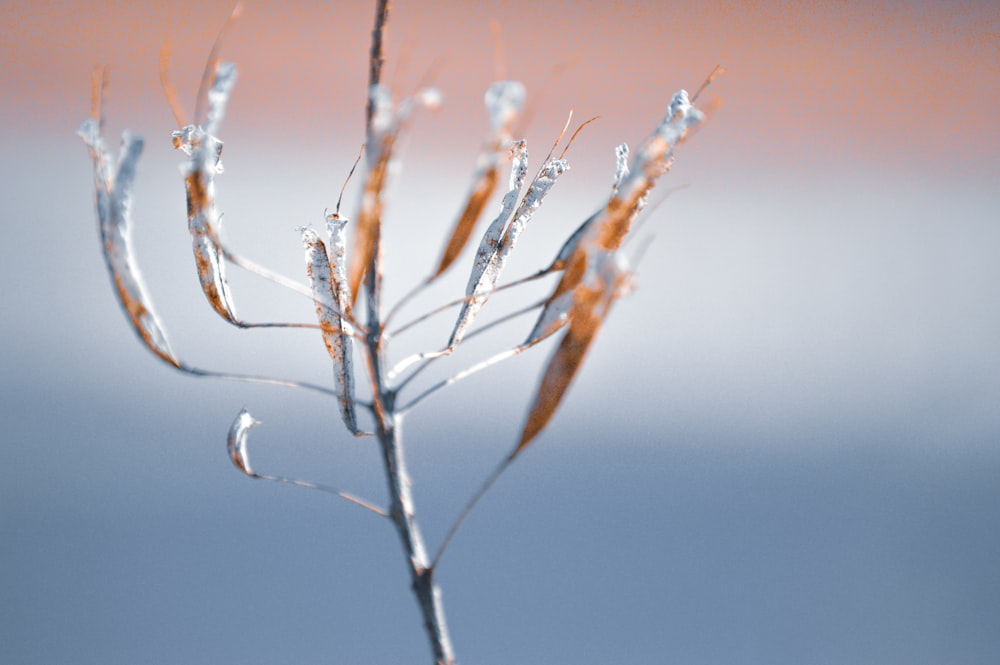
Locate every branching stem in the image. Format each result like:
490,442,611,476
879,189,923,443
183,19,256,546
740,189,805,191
361,3,455,662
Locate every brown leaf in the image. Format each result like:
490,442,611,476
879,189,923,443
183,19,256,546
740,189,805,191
430,80,525,280
348,85,440,305
431,163,499,280
514,256,627,457
347,133,393,306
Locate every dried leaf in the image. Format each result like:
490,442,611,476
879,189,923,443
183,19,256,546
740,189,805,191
349,85,441,305
432,165,498,280
227,407,259,476
446,140,527,347
303,226,359,435
514,255,629,457
175,63,241,325
203,60,237,137
593,91,700,252
78,119,181,368
527,92,702,343
515,91,704,452
347,134,391,306
192,1,244,129
431,81,525,280
448,140,569,348
496,156,568,258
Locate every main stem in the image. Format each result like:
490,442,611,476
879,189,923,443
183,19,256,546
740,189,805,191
362,3,454,661
364,237,455,664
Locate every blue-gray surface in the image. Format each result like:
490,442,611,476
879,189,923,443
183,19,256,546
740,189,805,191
3,118,1000,665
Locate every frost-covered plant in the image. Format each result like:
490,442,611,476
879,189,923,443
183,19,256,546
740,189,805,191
78,2,713,663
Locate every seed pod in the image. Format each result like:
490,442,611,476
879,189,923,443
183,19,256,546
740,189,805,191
302,227,359,435
449,142,569,348
176,63,241,325
515,254,629,457
431,81,525,280
79,118,181,368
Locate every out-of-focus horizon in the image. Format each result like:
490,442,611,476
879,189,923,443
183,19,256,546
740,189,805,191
2,1,999,664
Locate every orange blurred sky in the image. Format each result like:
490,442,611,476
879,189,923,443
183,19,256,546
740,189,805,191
2,0,997,174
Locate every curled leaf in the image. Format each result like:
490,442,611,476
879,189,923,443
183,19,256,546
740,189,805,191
79,118,181,368
175,63,241,325
227,407,260,476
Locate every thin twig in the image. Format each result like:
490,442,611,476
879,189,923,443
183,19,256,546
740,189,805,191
389,298,545,390
431,457,511,570
559,115,601,161
399,338,547,414
185,366,340,398
336,145,366,215
691,64,725,103
159,40,187,128
383,276,432,328
388,267,555,338
193,1,244,126
366,0,391,136
253,472,387,516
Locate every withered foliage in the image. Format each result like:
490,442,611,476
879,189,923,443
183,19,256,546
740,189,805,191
80,5,713,663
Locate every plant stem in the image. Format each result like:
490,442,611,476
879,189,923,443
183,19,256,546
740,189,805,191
362,3,455,661
362,210,455,665
376,409,455,665
368,328,456,663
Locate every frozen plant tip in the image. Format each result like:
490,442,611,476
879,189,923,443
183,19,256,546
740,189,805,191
80,3,716,663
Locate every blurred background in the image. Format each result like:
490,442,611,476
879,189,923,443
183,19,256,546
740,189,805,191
2,1,999,663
